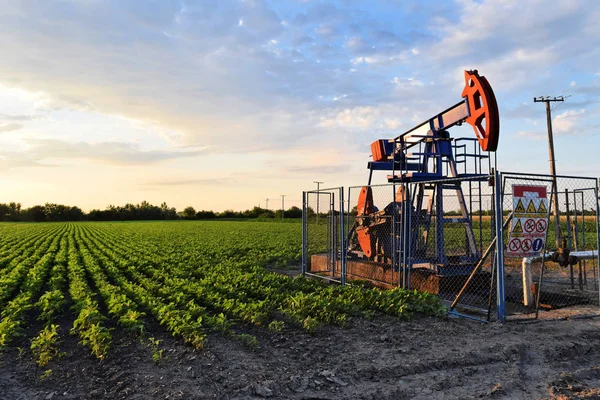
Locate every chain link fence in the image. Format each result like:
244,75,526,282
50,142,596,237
498,173,600,321
344,178,500,320
302,188,345,283
302,172,600,322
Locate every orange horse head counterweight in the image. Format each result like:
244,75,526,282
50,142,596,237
461,70,500,152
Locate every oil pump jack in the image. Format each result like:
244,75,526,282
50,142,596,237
347,70,500,279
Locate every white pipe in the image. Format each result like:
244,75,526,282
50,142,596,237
522,250,599,306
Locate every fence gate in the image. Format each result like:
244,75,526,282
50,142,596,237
302,187,345,284
497,172,600,321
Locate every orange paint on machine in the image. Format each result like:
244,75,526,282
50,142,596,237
370,139,388,162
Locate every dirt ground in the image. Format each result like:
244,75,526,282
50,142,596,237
2,312,600,400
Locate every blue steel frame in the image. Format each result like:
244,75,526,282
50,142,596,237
494,170,506,323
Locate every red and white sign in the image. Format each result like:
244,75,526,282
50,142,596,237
507,185,549,258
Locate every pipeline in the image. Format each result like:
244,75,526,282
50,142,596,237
521,250,599,306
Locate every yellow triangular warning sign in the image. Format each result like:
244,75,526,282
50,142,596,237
537,200,547,214
513,219,523,233
515,199,525,213
526,200,536,213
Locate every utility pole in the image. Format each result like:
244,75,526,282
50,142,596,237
280,195,286,220
265,198,269,210
534,96,564,248
313,181,323,224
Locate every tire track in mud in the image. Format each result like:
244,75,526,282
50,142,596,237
258,317,600,399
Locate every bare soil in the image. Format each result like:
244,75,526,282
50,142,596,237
2,313,600,400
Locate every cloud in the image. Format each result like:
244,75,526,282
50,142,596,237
314,25,337,39
0,114,39,122
143,178,227,187
392,76,425,88
0,151,48,171
23,139,205,165
424,0,599,93
287,164,350,175
517,131,545,140
503,103,540,120
553,109,586,134
0,0,599,211
0,123,23,133
318,101,433,134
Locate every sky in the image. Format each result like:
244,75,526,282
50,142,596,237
0,0,599,212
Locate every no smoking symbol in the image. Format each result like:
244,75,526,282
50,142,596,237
536,219,547,233
521,238,532,252
509,239,521,252
524,219,536,233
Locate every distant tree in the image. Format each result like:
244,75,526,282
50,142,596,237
218,209,238,219
182,206,197,220
161,202,178,220
27,205,47,222
258,210,275,219
0,204,11,221
285,206,302,218
196,210,216,219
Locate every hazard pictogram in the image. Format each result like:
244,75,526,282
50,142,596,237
526,200,536,213
536,219,547,233
524,219,535,233
512,219,523,233
515,199,525,213
537,201,547,214
508,238,521,252
521,238,532,252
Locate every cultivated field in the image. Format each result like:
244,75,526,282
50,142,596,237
1,221,600,399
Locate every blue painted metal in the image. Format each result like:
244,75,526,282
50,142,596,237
595,179,600,307
448,309,489,323
386,132,482,278
301,191,307,277
340,187,346,286
494,170,506,323
367,161,421,171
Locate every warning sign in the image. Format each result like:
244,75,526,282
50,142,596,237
537,201,547,214
512,219,523,233
515,199,525,213
507,185,550,258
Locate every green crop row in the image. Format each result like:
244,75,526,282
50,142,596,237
0,221,445,365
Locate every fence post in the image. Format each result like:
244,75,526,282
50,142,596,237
494,170,506,323
340,187,346,286
596,179,600,307
302,191,307,276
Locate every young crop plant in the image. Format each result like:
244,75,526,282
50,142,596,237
0,220,446,365
30,324,62,367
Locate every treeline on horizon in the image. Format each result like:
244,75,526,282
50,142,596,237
0,201,304,222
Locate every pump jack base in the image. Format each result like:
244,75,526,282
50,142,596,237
309,254,490,295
